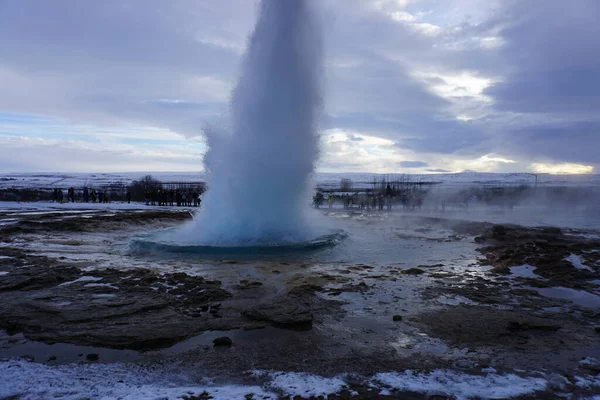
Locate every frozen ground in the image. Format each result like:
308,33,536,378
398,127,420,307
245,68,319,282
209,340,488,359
1,171,600,190
0,204,599,399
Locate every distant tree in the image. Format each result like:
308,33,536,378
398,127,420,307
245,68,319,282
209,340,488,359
129,175,163,201
340,178,353,191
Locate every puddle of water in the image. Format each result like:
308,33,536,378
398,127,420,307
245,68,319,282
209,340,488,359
437,295,476,306
535,287,600,308
84,283,119,289
92,293,117,298
0,331,140,364
58,276,103,286
565,254,593,272
510,264,541,279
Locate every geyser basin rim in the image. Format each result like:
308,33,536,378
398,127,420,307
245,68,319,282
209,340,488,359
129,227,347,254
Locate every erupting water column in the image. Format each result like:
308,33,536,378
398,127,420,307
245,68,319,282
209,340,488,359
187,0,323,246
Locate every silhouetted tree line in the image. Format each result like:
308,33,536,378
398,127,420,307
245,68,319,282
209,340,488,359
0,174,206,205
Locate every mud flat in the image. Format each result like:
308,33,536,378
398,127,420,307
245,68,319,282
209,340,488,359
1,207,600,398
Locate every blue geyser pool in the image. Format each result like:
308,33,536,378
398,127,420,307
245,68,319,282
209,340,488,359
129,227,346,255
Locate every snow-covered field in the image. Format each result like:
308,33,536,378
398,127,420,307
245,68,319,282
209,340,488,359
1,171,599,190
4,359,595,400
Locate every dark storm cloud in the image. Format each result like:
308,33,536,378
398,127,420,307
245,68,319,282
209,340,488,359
474,0,600,167
496,121,600,166
484,0,600,115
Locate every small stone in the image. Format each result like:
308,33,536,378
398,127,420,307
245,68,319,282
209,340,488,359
401,268,425,275
47,355,57,361
20,355,34,362
213,337,232,347
594,326,600,333
427,394,451,400
392,315,403,322
86,353,99,361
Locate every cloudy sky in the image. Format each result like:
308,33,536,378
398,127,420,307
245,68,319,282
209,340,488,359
0,0,598,174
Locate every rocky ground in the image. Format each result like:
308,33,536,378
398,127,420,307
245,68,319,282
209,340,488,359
1,207,600,398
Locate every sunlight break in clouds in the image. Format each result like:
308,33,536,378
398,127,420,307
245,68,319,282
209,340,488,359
531,163,594,175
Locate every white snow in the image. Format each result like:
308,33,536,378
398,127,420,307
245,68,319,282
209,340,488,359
372,370,548,400
268,371,347,398
0,201,171,212
0,360,277,400
6,360,600,399
0,271,8,276
58,276,103,286
566,253,593,272
2,172,599,192
510,264,541,279
575,369,600,389
0,255,15,259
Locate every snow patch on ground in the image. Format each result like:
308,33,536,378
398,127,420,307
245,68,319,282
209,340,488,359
373,370,548,400
3,360,599,399
268,371,347,398
0,271,8,276
0,255,15,260
0,360,276,400
0,201,171,212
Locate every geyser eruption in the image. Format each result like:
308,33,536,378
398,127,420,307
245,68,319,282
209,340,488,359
184,0,324,246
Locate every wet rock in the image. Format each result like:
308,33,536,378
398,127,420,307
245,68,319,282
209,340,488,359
20,355,34,362
426,393,453,400
418,264,444,268
594,326,600,333
452,359,478,369
0,264,237,350
234,280,263,290
86,353,99,361
213,337,232,347
243,301,313,330
491,225,507,238
506,321,560,332
47,355,57,361
401,268,426,275
392,315,402,322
